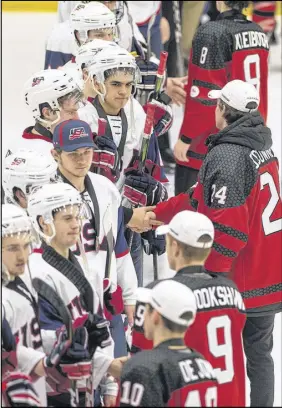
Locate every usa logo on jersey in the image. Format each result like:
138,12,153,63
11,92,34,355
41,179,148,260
69,127,88,140
11,157,26,166
32,77,44,87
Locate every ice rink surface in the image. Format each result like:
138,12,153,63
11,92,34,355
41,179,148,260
2,12,281,406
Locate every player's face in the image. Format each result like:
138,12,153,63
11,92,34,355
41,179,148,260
103,72,134,114
165,234,177,271
57,148,93,178
52,205,81,248
143,304,155,340
58,98,80,124
2,234,31,277
87,28,114,42
215,100,225,130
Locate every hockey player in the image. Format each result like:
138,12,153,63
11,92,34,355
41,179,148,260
2,204,93,406
27,182,128,406
174,0,270,193
45,1,144,69
121,279,218,407
74,44,170,285
22,69,84,155
3,149,58,207
50,120,138,361
131,210,247,406
150,80,282,406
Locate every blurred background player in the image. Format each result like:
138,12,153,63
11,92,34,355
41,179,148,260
22,69,84,154
152,80,282,407
131,210,247,406
121,280,218,407
173,0,269,194
3,149,58,207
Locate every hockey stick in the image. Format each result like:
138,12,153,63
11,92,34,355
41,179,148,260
172,1,185,77
32,278,79,408
147,12,157,63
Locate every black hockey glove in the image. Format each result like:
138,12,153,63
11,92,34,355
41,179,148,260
84,313,111,356
2,372,41,407
103,288,116,317
124,169,168,207
141,230,166,256
92,135,120,183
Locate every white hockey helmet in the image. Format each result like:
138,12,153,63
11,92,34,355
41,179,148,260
3,149,58,205
23,69,82,122
87,45,140,84
70,2,116,45
27,182,85,243
75,39,118,69
2,204,33,238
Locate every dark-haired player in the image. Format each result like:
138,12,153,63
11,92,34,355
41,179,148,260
174,0,269,193
132,210,247,406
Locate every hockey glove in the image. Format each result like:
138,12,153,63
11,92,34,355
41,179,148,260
124,169,168,207
84,313,111,356
59,327,92,381
144,92,173,137
2,372,41,407
141,230,166,256
135,57,159,105
92,135,120,183
124,148,165,181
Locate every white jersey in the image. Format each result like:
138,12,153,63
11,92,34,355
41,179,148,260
2,285,47,406
78,97,146,191
28,251,114,390
127,1,161,25
69,171,137,306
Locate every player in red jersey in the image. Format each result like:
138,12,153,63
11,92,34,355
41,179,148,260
122,279,219,407
173,0,269,194
132,210,246,407
150,80,282,406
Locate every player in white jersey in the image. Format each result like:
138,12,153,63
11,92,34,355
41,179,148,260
21,69,84,155
27,182,128,406
46,1,145,69
3,149,58,207
50,119,138,359
2,204,92,406
74,43,170,285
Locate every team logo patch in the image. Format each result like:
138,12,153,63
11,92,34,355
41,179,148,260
11,157,26,166
32,76,44,87
69,127,89,140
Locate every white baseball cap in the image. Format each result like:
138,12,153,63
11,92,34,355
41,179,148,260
156,210,214,249
208,80,259,113
136,280,197,327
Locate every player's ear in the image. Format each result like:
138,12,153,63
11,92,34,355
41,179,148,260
51,149,61,163
38,216,52,235
41,106,52,120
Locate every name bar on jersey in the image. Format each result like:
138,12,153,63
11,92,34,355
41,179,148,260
249,148,275,169
179,357,217,384
194,285,246,311
235,31,269,51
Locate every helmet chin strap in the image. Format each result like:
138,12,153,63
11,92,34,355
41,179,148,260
38,109,61,130
91,77,106,102
38,221,56,245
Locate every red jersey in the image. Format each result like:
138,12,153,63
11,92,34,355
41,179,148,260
154,112,282,312
179,9,269,170
132,267,246,407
